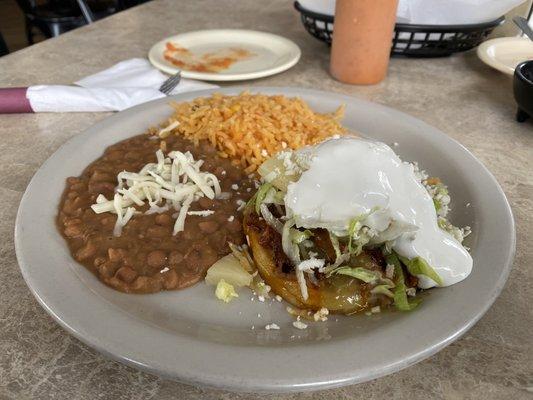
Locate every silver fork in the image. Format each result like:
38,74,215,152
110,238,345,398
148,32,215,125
158,71,182,95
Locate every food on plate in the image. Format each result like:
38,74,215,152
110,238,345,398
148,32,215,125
152,92,346,173
57,93,344,296
215,279,239,303
57,92,472,322
163,42,254,72
58,134,253,293
243,136,472,314
205,253,253,287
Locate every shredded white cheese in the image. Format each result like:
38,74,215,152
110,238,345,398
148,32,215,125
265,323,280,330
157,120,180,138
297,258,325,272
91,149,221,237
297,256,322,289
187,210,215,216
174,195,193,235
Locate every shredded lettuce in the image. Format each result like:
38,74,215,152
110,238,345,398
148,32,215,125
262,187,284,205
255,182,273,214
437,216,470,244
346,211,377,255
347,217,362,254
386,253,420,311
290,228,313,244
329,232,342,261
379,277,395,288
245,191,258,210
371,284,395,298
281,218,307,300
282,218,301,266
433,198,442,213
273,190,285,204
398,255,443,286
259,203,283,233
257,155,301,191
333,267,380,283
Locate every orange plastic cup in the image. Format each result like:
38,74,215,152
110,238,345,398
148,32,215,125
330,0,399,85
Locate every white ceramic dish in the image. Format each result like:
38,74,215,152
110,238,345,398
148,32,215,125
15,87,515,393
148,30,301,81
477,37,533,76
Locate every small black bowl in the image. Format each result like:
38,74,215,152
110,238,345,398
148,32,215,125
513,60,533,122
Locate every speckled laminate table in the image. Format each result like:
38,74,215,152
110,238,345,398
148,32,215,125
1,1,532,399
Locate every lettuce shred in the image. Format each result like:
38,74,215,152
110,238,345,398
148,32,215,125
255,182,273,214
371,284,395,298
333,266,379,283
398,255,443,286
386,253,420,311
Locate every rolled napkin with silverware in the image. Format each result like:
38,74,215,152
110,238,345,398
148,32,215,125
0,58,218,113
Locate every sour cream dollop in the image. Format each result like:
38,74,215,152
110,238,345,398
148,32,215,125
285,137,472,289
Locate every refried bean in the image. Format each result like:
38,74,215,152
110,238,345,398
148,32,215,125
57,133,254,294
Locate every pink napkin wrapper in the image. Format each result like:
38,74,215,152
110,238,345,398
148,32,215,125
0,87,33,114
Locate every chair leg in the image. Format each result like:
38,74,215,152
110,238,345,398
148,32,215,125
516,108,529,123
76,0,95,23
49,22,62,37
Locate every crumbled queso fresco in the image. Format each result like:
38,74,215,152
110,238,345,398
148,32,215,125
236,199,246,211
293,317,308,330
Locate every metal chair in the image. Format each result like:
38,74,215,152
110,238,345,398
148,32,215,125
15,0,119,44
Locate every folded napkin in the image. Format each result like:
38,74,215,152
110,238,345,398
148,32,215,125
1,58,217,113
299,0,525,25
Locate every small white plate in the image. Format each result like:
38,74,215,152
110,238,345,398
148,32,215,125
477,37,533,76
148,30,301,81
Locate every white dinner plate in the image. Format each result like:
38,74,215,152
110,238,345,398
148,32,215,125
477,37,533,76
15,87,515,393
148,30,301,81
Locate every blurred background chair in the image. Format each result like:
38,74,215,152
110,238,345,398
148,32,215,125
14,0,150,44
0,30,8,56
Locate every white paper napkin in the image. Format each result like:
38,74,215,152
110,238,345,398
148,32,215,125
396,0,525,25
26,58,218,112
298,0,525,25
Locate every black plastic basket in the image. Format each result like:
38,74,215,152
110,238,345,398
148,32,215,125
294,1,504,57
